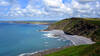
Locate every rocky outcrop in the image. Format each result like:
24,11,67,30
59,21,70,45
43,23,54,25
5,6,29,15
45,18,100,42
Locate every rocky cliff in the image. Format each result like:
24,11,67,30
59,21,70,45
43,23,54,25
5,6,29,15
45,18,100,42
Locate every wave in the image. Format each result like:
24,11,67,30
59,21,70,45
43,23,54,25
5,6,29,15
19,52,36,56
43,33,59,38
43,30,65,38
19,51,42,56
18,47,63,56
43,30,95,45
19,30,95,56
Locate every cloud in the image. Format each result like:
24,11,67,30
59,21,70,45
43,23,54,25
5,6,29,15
0,0,10,6
43,0,62,7
43,0,73,18
0,0,100,20
78,0,97,2
7,0,47,17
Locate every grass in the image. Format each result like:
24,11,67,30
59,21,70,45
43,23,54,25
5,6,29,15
84,18,100,27
45,42,100,56
48,19,69,30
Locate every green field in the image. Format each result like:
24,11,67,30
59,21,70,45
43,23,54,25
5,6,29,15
45,42,100,56
84,18,100,26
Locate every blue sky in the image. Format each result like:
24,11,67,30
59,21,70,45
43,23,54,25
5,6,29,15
0,0,100,20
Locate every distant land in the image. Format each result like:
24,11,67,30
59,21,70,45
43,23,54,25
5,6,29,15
0,21,56,25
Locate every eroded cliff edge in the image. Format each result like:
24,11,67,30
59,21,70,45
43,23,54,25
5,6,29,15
44,18,100,42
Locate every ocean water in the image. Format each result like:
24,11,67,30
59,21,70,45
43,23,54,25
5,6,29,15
0,23,71,56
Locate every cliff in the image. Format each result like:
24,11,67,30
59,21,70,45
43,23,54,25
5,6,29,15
30,18,100,56
45,18,100,42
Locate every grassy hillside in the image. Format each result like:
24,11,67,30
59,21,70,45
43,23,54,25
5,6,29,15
30,18,100,56
45,18,100,42
43,18,100,56
45,42,100,56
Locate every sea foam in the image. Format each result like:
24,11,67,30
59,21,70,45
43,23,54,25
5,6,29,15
19,30,95,56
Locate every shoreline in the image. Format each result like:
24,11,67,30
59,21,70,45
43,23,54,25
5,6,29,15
20,30,95,56
19,46,70,56
42,30,95,45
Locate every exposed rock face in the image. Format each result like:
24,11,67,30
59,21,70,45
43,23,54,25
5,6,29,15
45,18,100,42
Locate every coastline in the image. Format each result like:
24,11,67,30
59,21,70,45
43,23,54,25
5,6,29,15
20,30,95,56
41,30,95,45
19,46,70,56
0,21,52,25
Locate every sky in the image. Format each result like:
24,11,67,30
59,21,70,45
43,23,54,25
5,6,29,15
0,0,100,20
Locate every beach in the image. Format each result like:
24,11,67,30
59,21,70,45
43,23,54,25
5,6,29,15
43,30,95,45
24,30,95,56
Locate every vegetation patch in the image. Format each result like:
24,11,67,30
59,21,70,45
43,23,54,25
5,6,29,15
45,42,100,56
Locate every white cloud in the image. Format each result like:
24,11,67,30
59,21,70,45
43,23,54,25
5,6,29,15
7,1,47,17
1,0,100,19
0,1,10,6
43,0,73,17
96,1,100,7
78,0,97,2
71,0,91,9
43,0,62,7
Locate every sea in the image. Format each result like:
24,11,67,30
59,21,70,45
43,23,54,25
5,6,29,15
0,23,71,56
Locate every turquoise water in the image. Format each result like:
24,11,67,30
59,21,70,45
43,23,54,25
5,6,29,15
0,23,70,56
